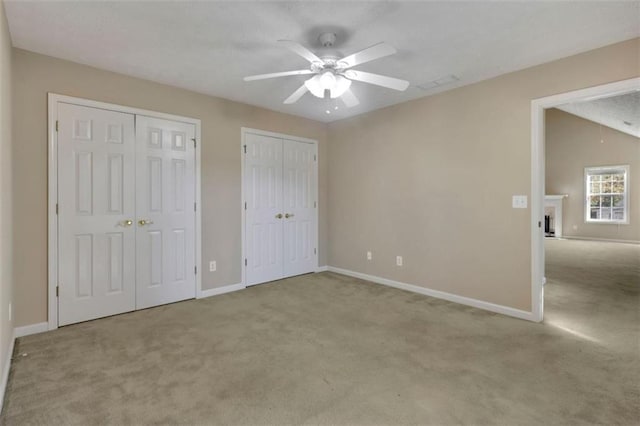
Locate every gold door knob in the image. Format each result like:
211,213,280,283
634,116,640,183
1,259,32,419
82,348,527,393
275,214,283,219
138,219,154,226
121,219,133,227
285,213,294,219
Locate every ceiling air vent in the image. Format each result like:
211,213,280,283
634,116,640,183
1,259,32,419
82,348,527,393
416,74,459,91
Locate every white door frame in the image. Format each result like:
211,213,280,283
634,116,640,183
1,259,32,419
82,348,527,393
48,93,202,330
530,77,639,323
240,127,319,287
544,195,566,238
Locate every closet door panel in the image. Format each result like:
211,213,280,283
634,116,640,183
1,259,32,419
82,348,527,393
244,133,284,285
57,103,136,326
282,139,317,278
135,116,196,309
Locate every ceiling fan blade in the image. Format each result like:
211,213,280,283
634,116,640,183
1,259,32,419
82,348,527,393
338,42,396,68
346,70,409,91
278,40,323,64
244,70,314,81
284,84,309,104
341,89,360,108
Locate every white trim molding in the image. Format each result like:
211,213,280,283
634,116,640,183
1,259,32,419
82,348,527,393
530,77,640,324
14,322,49,338
197,283,245,299
328,267,535,321
564,236,640,245
194,117,203,300
315,266,329,273
545,194,567,238
0,331,15,414
48,93,203,330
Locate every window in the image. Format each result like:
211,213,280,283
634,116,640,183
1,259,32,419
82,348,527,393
585,165,629,224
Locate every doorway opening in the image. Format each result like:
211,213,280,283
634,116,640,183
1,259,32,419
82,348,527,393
530,77,639,323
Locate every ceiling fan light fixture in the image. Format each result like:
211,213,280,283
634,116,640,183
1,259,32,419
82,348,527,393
305,71,351,99
246,36,405,107
330,75,352,98
304,75,325,98
319,71,336,90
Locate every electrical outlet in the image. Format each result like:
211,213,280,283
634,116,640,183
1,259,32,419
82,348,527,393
367,251,372,261
396,256,403,266
512,195,528,209
8,303,11,321
209,261,216,272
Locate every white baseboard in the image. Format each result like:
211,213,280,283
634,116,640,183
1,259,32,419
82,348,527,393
563,236,640,245
0,330,15,413
315,266,328,272
14,322,49,338
197,283,245,299
17,285,248,337
327,266,536,322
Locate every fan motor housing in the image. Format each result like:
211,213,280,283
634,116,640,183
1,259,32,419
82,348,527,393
319,32,337,47
312,57,341,72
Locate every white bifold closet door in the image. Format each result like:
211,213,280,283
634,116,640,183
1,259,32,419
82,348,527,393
135,116,196,309
244,134,284,285
282,139,316,277
244,132,317,286
58,103,137,326
58,103,195,326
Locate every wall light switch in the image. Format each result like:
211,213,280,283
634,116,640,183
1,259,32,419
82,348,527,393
209,261,216,272
512,195,528,209
396,256,403,266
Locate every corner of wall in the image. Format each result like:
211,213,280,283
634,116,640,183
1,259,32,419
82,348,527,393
0,0,15,413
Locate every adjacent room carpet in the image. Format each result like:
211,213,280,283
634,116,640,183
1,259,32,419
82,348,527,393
1,239,638,425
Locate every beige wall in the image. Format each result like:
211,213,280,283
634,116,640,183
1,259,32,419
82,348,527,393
0,0,14,394
12,49,328,327
11,37,640,327
327,38,639,312
546,108,639,242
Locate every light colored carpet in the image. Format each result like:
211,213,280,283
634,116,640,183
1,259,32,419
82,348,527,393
1,239,638,425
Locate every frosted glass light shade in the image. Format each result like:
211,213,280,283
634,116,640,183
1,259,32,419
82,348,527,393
305,71,351,99
319,71,336,89
330,75,352,98
304,74,325,98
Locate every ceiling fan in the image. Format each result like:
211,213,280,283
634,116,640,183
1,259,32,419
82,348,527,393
243,33,409,108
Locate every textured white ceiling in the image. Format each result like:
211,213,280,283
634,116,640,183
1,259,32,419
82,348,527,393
5,1,640,123
557,91,640,138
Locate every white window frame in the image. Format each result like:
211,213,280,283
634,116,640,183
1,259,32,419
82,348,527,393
584,165,629,225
